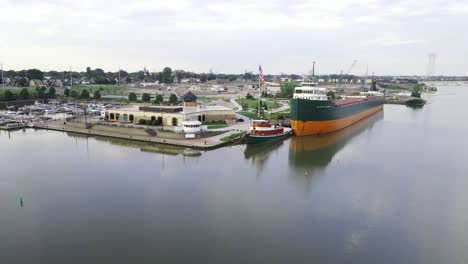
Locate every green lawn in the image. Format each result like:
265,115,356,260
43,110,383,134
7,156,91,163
238,110,290,120
238,111,259,119
236,98,281,110
197,97,214,103
378,83,415,91
207,125,229,129
71,85,128,96
267,112,290,120
98,97,131,103
221,131,246,141
0,88,36,95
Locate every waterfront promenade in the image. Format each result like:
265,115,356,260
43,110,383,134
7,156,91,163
33,121,245,150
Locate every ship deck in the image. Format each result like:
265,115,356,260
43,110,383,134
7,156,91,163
334,96,381,107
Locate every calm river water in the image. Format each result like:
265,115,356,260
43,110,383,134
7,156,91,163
1,86,468,264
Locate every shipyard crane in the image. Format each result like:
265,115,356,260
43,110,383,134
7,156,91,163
345,60,357,75
338,60,357,89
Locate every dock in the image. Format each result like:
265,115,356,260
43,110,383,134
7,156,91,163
0,123,27,131
31,121,244,150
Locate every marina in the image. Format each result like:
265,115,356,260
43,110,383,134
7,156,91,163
0,81,424,148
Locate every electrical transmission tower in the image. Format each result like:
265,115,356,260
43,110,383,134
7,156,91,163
426,53,436,81
425,53,437,92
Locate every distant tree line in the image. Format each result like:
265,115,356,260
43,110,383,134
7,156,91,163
0,66,281,87
1,66,363,89
0,87,57,101
127,92,179,105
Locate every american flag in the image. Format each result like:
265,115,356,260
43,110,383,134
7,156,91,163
258,65,265,83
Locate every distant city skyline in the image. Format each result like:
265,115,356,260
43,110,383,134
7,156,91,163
1,0,467,75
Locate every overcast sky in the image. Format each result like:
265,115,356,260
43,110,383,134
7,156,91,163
0,0,467,75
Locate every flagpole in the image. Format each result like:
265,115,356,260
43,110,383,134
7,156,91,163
1,63,4,89
258,66,261,119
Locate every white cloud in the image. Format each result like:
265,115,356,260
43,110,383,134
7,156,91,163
0,0,467,75
354,15,382,24
447,3,468,14
126,0,191,11
369,34,422,47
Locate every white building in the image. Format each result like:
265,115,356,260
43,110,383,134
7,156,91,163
265,82,281,94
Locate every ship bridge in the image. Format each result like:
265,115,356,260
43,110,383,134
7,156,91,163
293,82,328,100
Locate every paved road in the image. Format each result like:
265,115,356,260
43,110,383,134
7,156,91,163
269,100,290,113
230,98,243,112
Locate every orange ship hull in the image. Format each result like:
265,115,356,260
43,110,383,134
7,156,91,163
291,105,383,136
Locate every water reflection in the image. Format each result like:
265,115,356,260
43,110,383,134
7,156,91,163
288,112,383,191
244,140,284,175
66,132,184,156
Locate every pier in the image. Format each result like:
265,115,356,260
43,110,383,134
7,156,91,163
32,121,244,150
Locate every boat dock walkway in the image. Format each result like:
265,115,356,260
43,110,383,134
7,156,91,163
0,124,28,131
31,121,244,150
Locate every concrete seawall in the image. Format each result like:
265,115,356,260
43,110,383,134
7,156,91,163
32,122,237,150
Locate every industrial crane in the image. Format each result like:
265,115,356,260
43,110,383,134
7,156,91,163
338,60,357,89
345,60,357,75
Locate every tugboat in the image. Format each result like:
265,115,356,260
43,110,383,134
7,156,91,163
245,120,292,145
245,65,292,145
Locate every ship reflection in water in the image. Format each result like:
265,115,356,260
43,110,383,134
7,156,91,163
244,140,285,176
289,112,383,192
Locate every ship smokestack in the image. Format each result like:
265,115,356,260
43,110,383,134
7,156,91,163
312,61,315,77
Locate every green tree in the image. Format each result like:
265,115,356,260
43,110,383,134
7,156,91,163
86,67,92,79
36,87,47,99
19,88,30,100
245,93,254,99
95,76,109,84
48,87,56,98
119,70,129,78
26,69,44,80
142,93,151,102
70,90,79,99
169,93,178,104
162,67,173,84
93,68,106,78
17,77,28,87
80,89,90,99
411,84,422,98
46,71,64,79
64,88,70,97
154,94,164,104
326,91,335,100
278,82,297,98
94,90,101,100
3,90,14,101
199,73,207,83
128,92,137,101
242,102,248,110
4,70,16,78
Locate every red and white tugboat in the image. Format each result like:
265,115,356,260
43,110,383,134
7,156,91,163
245,120,292,145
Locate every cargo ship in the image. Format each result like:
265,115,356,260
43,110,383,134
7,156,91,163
290,82,384,136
